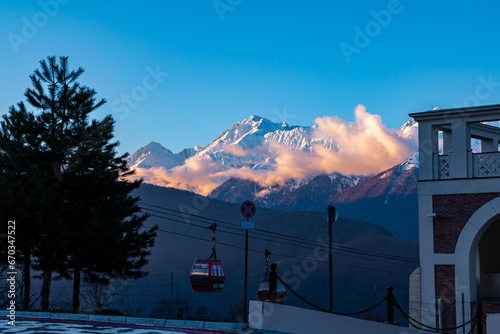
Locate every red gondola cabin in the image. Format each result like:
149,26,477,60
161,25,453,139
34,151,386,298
257,278,286,303
190,258,225,292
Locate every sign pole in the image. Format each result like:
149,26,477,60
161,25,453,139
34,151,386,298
240,200,256,324
244,229,249,323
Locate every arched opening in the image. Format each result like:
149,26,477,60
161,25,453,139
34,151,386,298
477,218,500,302
455,197,500,325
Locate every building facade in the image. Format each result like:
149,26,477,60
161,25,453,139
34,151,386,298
410,105,500,333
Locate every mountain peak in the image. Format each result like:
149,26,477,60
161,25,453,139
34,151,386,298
248,114,264,122
145,141,173,154
401,152,419,170
127,141,186,170
400,118,416,129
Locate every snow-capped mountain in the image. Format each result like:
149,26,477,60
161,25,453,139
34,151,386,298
126,141,201,170
198,114,336,156
328,153,419,241
399,118,418,140
127,115,334,173
193,114,338,170
208,153,419,241
126,114,419,240
127,113,417,181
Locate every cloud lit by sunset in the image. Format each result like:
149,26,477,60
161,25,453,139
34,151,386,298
130,105,418,196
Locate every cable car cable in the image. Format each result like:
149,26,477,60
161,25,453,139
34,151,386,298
142,225,415,276
143,209,419,268
140,202,419,264
141,202,419,264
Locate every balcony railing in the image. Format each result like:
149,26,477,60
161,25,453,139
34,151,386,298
434,152,500,179
438,155,451,179
473,152,500,177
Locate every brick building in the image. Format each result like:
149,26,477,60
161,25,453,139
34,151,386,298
410,105,500,333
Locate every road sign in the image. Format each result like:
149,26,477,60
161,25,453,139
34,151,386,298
326,205,338,223
240,220,256,230
240,200,257,219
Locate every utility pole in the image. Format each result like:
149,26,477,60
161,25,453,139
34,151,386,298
372,283,377,321
329,217,333,312
170,272,174,318
326,205,338,312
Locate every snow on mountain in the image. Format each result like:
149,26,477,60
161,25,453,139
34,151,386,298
399,118,418,140
129,115,339,174
209,172,368,211
127,113,418,196
195,115,334,170
331,153,418,204
328,154,419,241
126,114,420,240
197,114,330,154
126,141,200,170
401,152,419,171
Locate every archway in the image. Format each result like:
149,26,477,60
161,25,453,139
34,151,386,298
455,197,500,324
477,219,500,301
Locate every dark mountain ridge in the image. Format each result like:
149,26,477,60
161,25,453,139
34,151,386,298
209,155,419,242
122,184,419,321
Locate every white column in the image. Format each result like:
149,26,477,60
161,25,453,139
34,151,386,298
451,120,470,179
443,130,452,154
481,139,493,153
419,123,438,180
418,194,436,326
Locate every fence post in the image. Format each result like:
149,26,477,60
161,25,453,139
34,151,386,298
477,302,484,334
269,263,277,303
387,286,394,325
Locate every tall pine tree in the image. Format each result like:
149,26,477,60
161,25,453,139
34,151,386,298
0,103,57,309
1,56,157,311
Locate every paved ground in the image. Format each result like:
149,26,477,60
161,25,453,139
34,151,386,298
0,319,229,333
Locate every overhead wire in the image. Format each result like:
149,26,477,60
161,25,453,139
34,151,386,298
143,208,418,267
140,202,419,263
140,202,419,266
144,210,418,269
142,224,416,276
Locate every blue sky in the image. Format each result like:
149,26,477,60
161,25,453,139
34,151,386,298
2,0,500,155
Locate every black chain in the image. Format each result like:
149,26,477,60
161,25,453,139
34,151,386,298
277,275,387,316
393,298,476,333
466,318,477,334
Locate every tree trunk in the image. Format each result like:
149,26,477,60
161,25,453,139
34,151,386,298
22,248,31,310
72,265,81,312
40,267,52,310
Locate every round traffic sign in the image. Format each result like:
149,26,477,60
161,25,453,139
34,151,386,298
240,200,256,219
326,205,338,223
